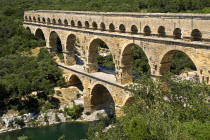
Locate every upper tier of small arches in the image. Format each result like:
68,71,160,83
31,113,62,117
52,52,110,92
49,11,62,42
24,16,203,41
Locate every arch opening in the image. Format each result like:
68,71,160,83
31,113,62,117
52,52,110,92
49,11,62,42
68,75,84,91
49,31,63,61
88,39,115,73
173,28,182,39
119,24,126,33
90,84,115,116
29,16,32,21
33,17,36,22
42,18,46,24
121,44,151,83
25,16,28,21
85,21,90,29
35,28,45,41
71,20,75,27
160,50,197,75
53,19,56,25
65,34,83,65
191,29,202,41
131,25,138,34
158,26,166,37
26,27,31,33
92,22,97,30
100,22,105,31
143,26,151,36
64,19,68,26
109,23,115,32
38,17,41,23
77,21,82,28
58,19,62,25
47,18,51,24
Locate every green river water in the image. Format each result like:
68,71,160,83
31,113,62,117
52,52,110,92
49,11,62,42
0,122,91,140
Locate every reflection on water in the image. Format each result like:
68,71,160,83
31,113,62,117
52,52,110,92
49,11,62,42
0,122,91,140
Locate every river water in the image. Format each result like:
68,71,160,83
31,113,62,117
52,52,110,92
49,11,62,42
0,122,91,140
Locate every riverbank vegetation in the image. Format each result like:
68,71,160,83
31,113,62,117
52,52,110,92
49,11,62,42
0,49,65,115
0,0,209,139
87,75,210,140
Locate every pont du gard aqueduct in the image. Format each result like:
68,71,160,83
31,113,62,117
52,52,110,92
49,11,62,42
23,10,210,115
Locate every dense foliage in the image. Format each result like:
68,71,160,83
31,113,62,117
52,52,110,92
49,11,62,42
87,75,210,140
132,46,150,76
64,105,84,120
0,49,65,114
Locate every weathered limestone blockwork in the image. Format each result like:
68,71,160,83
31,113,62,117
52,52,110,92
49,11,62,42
61,67,130,115
24,10,210,114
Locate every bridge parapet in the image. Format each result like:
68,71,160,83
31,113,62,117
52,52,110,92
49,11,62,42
24,10,210,42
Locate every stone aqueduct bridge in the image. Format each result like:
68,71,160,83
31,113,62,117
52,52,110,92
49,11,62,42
23,10,210,114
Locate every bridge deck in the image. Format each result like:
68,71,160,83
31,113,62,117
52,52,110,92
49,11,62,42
58,63,125,88
26,10,210,18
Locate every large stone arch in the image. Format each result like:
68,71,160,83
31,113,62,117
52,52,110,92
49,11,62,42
86,37,116,73
68,74,84,91
90,84,115,116
64,34,77,65
49,31,63,53
119,43,151,85
158,49,198,75
35,28,45,40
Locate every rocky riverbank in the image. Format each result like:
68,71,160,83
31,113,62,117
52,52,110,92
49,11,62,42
0,108,109,134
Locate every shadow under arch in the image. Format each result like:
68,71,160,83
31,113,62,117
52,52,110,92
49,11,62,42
85,21,90,29
119,24,126,33
25,16,28,21
49,31,63,54
120,43,151,84
77,21,82,28
191,29,202,41
52,19,56,25
71,20,75,27
100,22,105,31
90,84,115,116
35,28,45,40
158,26,166,37
26,27,31,33
42,17,46,24
124,97,135,106
92,21,97,30
143,25,151,36
64,19,68,26
37,17,41,23
29,16,32,21
159,50,197,75
131,25,138,34
87,38,115,73
109,23,115,32
58,19,62,25
33,17,36,22
47,18,51,24
173,28,182,39
68,74,84,91
65,34,80,66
